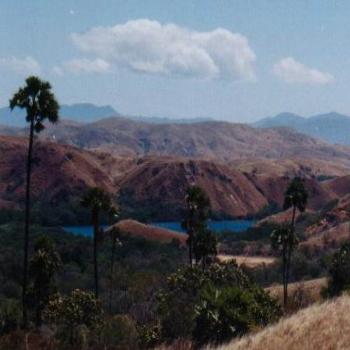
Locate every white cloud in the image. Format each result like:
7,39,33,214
62,58,110,74
273,57,334,85
0,56,41,75
70,19,256,80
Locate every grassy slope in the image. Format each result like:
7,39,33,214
213,294,350,350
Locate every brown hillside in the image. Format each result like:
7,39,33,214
0,135,115,208
110,219,187,245
28,117,350,164
1,134,349,220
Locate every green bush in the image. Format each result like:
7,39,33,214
193,286,257,346
158,262,281,344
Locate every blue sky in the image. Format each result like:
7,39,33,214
0,0,349,122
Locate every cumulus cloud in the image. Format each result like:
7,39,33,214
0,56,41,75
273,57,334,85
62,58,110,74
70,19,256,80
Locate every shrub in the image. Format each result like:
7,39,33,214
44,289,103,347
193,286,257,346
100,314,139,349
158,262,281,344
0,299,20,335
324,242,350,297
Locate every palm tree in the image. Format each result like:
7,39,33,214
283,176,308,306
81,187,113,298
29,236,62,327
270,223,296,307
182,186,210,267
107,206,120,313
10,76,59,327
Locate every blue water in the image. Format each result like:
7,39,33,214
63,220,254,236
152,220,254,233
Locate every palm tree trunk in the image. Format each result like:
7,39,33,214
22,120,34,328
188,231,193,267
93,210,99,298
285,206,297,308
282,242,287,307
109,234,116,313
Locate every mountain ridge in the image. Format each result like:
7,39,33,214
254,111,350,145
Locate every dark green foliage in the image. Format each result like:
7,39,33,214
158,262,281,343
193,286,257,346
0,223,186,330
324,242,350,297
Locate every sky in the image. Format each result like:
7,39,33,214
1,0,350,122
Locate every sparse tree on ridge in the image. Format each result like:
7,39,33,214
182,186,211,267
270,223,297,307
10,76,59,327
283,177,308,304
271,177,308,307
107,206,121,313
81,187,113,298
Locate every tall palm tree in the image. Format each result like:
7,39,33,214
29,236,62,327
283,176,308,306
10,76,59,327
182,186,210,267
107,206,120,313
81,187,113,298
271,223,296,307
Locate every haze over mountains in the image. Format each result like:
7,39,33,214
0,103,118,126
254,111,350,145
2,103,350,146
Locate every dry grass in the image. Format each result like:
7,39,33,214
217,255,275,268
266,277,327,303
210,294,350,350
111,219,187,246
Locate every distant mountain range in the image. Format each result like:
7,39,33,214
0,103,118,127
253,112,350,145
2,101,350,146
0,102,213,127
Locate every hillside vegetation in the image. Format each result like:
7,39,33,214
213,294,350,350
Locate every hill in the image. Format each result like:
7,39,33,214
29,116,350,164
0,103,118,126
110,219,187,245
0,135,116,211
1,135,350,222
213,294,350,350
254,111,350,145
